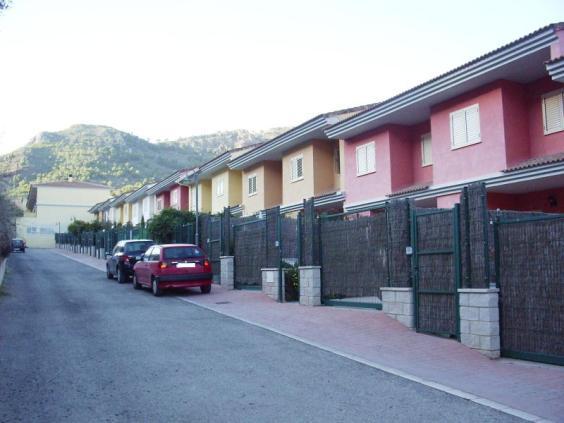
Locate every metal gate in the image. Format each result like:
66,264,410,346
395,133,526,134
201,215,222,283
319,210,387,309
411,205,461,338
232,208,283,293
494,214,564,365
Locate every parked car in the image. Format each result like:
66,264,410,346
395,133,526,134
132,244,213,296
11,238,26,253
106,239,155,283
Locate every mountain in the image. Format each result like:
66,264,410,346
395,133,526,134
0,124,287,205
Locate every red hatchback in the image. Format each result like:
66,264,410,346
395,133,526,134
132,244,213,296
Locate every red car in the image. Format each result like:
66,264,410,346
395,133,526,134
132,244,213,296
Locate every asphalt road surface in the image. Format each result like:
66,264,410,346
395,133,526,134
0,249,521,422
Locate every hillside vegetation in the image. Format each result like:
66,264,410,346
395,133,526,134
0,124,286,204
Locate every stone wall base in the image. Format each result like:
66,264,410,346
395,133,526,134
299,266,321,306
220,256,234,289
262,268,281,301
459,288,500,358
381,287,414,329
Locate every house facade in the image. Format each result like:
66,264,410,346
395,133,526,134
17,180,111,248
145,169,192,216
327,23,564,213
229,106,372,216
184,146,260,215
124,182,156,226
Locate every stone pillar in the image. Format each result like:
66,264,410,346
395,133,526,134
220,256,234,289
458,288,500,358
380,287,414,329
299,266,321,306
262,268,281,301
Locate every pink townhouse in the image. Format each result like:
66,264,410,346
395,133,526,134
145,168,192,214
327,23,564,213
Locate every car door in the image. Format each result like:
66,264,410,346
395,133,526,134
148,246,161,282
138,247,153,284
113,243,124,274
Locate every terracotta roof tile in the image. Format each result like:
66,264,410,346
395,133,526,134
387,182,431,198
503,153,564,172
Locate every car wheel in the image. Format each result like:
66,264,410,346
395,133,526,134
106,265,114,280
200,284,211,294
117,267,127,284
152,278,162,297
132,273,141,290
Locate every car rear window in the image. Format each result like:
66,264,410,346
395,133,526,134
163,246,205,260
125,242,154,253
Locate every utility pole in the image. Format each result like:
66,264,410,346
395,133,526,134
195,173,200,246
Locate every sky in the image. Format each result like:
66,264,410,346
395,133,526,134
0,0,563,154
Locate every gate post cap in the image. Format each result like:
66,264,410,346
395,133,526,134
458,288,499,294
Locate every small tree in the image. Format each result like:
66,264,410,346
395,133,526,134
147,209,195,243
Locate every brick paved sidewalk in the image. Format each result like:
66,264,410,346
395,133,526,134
53,248,564,422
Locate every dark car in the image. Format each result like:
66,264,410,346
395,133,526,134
11,239,26,253
106,239,154,283
132,244,213,296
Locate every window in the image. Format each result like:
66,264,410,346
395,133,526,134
156,199,163,211
125,241,154,253
450,104,481,149
171,189,178,206
26,226,54,235
356,141,376,176
248,174,257,196
150,247,161,261
143,247,153,261
542,89,564,135
163,246,204,260
290,155,304,182
421,133,433,166
216,178,224,197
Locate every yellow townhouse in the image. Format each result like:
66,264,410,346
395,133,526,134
229,105,373,216
182,145,261,216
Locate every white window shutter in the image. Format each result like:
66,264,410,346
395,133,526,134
421,134,432,166
366,143,375,171
451,110,467,148
290,159,296,180
465,106,481,143
297,157,303,178
543,92,564,134
356,147,365,174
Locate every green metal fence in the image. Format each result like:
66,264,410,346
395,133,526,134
411,205,461,339
494,212,564,366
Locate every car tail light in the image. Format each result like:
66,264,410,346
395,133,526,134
203,259,211,272
120,255,130,263
159,261,168,269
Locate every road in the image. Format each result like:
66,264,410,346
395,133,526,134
0,249,520,422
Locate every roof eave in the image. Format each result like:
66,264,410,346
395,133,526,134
198,154,231,179
229,116,329,170
326,25,558,139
